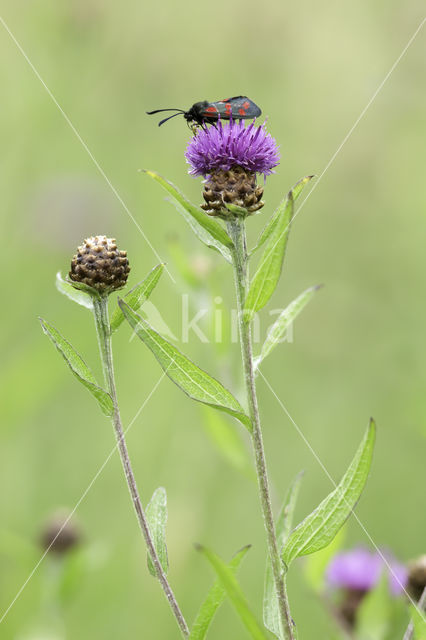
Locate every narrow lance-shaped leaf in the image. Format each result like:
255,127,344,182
254,285,321,371
118,300,251,430
410,602,426,639
110,263,164,333
245,178,312,321
197,545,270,640
189,545,251,640
40,318,113,417
142,170,233,259
56,272,93,310
264,472,304,639
146,487,168,577
165,197,232,263
251,176,313,255
282,420,376,568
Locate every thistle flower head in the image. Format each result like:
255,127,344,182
69,235,130,294
185,119,280,178
41,510,81,554
326,548,407,596
185,120,279,217
407,555,426,601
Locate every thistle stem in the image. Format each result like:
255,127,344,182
92,295,189,639
227,217,295,640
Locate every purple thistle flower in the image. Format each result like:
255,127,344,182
326,548,408,596
185,120,280,178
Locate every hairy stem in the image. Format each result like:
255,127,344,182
227,218,295,640
92,295,189,639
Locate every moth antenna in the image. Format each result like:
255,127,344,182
158,112,185,126
146,108,185,115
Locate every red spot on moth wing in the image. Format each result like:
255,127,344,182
243,101,250,109
205,106,218,113
225,103,232,113
238,108,246,116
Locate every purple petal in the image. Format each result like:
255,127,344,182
326,547,408,596
185,119,280,178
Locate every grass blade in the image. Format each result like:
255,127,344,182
282,420,376,568
197,545,270,640
189,545,251,640
118,300,251,430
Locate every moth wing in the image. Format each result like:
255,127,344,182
215,96,261,119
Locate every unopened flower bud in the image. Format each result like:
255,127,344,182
407,555,426,602
326,547,407,629
40,510,81,554
69,235,130,294
201,167,264,216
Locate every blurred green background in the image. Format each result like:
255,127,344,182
1,0,425,638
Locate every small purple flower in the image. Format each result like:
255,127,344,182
326,548,408,596
185,120,280,178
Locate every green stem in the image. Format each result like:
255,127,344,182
92,295,189,639
227,217,295,640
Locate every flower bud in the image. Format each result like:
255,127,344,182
69,235,130,294
40,510,81,554
185,120,279,218
407,555,426,602
201,167,264,216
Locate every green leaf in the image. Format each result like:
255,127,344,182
110,263,164,333
411,603,426,640
355,575,391,640
64,278,100,298
282,420,376,568
251,176,313,255
304,526,346,594
40,318,113,417
118,300,251,430
146,487,169,577
56,272,93,310
189,545,251,640
225,203,249,216
245,178,313,321
197,545,270,640
142,170,233,259
201,406,254,479
165,197,232,263
254,286,320,371
58,547,87,604
264,472,303,639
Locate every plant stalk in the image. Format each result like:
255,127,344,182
227,218,295,640
92,295,189,639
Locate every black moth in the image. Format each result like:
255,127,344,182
146,96,261,127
